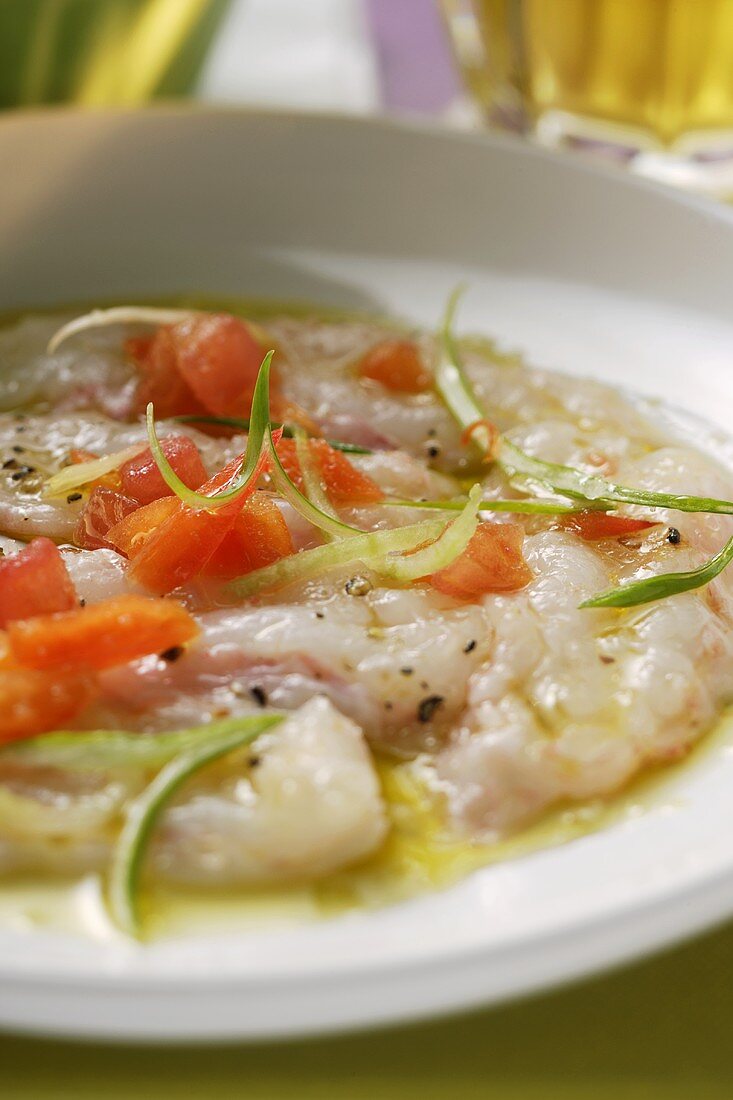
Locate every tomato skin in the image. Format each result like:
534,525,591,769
8,594,198,673
0,666,96,744
0,539,78,627
276,438,383,506
119,435,208,505
203,493,294,579
74,487,139,551
359,339,431,394
562,512,656,541
430,522,532,601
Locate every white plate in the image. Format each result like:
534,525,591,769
2,107,733,1042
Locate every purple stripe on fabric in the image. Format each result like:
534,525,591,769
365,0,460,112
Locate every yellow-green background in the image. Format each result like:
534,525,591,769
3,918,733,1098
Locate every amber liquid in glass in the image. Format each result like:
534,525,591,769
446,0,733,191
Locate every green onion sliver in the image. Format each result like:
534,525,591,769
292,424,335,519
109,714,283,936
438,291,733,521
580,534,733,609
227,517,449,598
267,424,362,541
381,485,481,583
43,443,146,499
0,716,269,772
381,497,589,516
146,350,275,512
435,286,492,455
47,306,198,355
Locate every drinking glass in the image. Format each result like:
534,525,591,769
442,0,733,195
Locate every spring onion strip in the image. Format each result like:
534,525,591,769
381,497,592,515
438,291,733,520
47,307,199,355
293,425,335,517
0,716,269,772
500,439,733,516
43,443,147,498
146,351,275,512
109,714,283,936
581,535,733,609
267,428,362,540
435,286,495,455
227,517,449,598
175,415,372,455
381,485,481,583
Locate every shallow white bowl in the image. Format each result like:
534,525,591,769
2,107,733,1042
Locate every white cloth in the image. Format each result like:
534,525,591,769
198,0,380,114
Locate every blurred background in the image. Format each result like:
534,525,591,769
5,0,733,197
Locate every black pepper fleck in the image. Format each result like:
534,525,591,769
463,639,477,654
384,701,393,711
66,492,83,503
400,667,414,676
315,611,325,619
248,754,262,768
2,459,18,470
11,445,24,454
427,428,437,438
599,654,615,665
418,695,444,723
160,645,184,662
250,685,267,707
11,466,33,482
79,598,86,608
426,444,440,459
667,527,682,545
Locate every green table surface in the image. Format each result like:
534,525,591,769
3,917,733,1099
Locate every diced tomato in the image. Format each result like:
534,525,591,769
172,314,265,417
203,493,294,579
127,329,207,419
0,666,96,744
74,487,139,551
8,594,199,673
119,435,208,505
69,448,98,465
359,339,431,394
276,438,383,506
0,539,78,628
125,440,276,593
128,314,266,420
562,512,656,541
106,496,179,558
430,522,532,601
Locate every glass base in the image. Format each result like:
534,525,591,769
532,110,733,200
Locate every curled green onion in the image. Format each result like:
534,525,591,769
146,351,275,512
109,713,283,936
0,716,267,771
